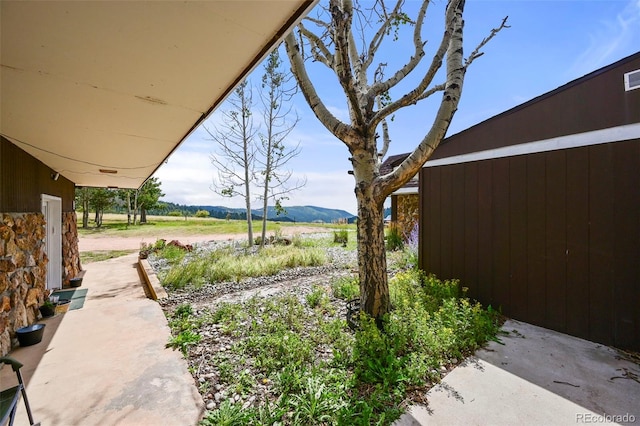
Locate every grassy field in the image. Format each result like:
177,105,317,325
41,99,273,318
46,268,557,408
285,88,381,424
77,213,349,238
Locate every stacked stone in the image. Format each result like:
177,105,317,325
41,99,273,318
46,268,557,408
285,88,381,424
0,213,48,356
62,212,82,286
396,194,419,238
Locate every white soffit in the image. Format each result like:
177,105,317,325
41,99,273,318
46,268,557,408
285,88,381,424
0,0,316,188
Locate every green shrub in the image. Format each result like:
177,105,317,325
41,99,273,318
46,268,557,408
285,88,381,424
333,229,349,245
331,275,360,301
167,210,183,217
156,243,187,263
194,209,210,218
385,223,404,251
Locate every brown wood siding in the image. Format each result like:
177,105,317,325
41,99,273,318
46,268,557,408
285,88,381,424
419,139,640,350
1,137,75,212
431,53,640,160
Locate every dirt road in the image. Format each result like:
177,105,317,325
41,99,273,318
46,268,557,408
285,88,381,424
77,226,332,252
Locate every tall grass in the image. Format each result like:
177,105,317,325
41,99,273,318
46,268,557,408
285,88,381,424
159,245,327,289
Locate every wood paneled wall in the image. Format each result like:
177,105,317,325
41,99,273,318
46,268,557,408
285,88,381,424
419,140,640,350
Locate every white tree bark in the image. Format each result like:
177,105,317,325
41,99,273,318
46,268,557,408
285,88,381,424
285,0,507,320
207,81,257,244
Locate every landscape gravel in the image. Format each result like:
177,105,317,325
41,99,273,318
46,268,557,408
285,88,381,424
151,236,363,413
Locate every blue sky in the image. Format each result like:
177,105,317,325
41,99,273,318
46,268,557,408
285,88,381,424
154,0,640,216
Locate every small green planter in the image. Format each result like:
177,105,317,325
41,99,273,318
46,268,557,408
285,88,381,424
39,302,55,318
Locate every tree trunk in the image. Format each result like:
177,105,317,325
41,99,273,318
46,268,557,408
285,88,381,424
96,209,103,228
82,199,89,229
140,208,147,223
133,191,139,226
246,199,253,245
260,193,268,247
126,191,132,225
356,185,390,323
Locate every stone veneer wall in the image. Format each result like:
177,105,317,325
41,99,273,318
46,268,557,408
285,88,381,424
396,194,419,238
0,213,48,356
63,211,82,286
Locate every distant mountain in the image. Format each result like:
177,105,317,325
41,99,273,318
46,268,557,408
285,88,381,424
153,202,356,223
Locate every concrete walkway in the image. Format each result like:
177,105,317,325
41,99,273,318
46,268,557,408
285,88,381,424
1,253,204,425
396,320,640,426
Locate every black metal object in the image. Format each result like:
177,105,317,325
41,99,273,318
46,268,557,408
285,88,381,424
346,298,360,331
0,356,38,425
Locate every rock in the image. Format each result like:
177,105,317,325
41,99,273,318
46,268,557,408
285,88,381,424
214,392,222,402
0,273,8,293
1,296,10,313
0,259,16,273
26,288,40,307
206,401,216,410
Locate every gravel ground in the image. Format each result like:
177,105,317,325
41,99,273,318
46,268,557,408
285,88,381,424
152,236,363,413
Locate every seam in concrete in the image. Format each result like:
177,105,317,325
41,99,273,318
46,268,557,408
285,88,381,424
137,257,168,300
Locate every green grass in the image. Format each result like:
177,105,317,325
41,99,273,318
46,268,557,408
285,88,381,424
157,243,328,290
175,269,500,425
77,213,351,238
80,250,136,264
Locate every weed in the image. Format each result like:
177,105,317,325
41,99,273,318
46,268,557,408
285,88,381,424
289,375,348,425
166,329,201,356
306,285,330,309
333,228,349,245
385,223,404,251
330,275,360,300
174,303,193,318
200,400,248,426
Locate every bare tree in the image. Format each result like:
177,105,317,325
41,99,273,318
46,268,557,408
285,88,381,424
285,0,508,321
207,81,258,244
256,49,306,247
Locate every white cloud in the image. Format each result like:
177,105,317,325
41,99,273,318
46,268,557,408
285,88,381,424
568,0,640,78
327,105,350,122
154,143,359,214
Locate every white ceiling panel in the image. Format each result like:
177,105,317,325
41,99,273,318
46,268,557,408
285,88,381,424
1,0,316,188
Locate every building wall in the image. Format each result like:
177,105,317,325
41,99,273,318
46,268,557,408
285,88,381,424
430,53,640,161
419,139,640,350
1,137,81,355
1,137,75,212
0,213,48,355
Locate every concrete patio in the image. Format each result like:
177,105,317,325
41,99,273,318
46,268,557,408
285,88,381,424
396,320,640,426
0,253,204,425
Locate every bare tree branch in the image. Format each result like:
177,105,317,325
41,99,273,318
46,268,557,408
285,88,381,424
330,0,366,127
299,22,334,68
284,31,359,149
376,0,467,201
362,0,406,73
368,0,429,97
465,16,510,69
369,0,462,130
